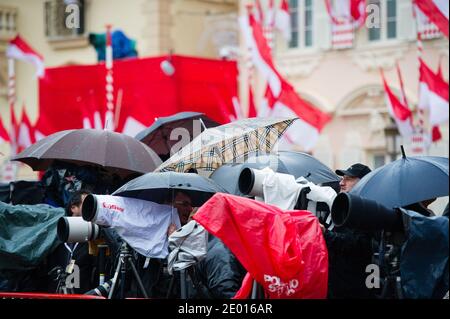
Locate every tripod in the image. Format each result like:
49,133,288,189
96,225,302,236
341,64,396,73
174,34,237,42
108,242,149,299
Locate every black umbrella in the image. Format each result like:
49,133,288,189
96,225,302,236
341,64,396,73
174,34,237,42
135,112,219,159
210,151,340,195
112,171,227,207
351,155,449,208
12,129,162,178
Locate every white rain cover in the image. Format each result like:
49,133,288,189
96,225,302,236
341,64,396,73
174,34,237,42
94,195,180,258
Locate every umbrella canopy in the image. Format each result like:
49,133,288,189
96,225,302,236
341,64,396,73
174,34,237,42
351,156,449,208
210,151,340,195
135,112,219,159
112,171,227,207
156,117,297,173
12,129,162,178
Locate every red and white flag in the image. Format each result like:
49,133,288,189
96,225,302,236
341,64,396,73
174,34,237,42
275,0,292,42
0,117,9,144
418,59,449,126
6,35,44,77
260,80,332,152
325,0,366,49
240,9,282,97
380,69,414,139
17,106,36,153
413,0,449,38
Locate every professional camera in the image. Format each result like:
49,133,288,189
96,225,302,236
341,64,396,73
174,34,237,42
238,167,337,227
82,194,180,259
57,216,101,243
331,193,449,299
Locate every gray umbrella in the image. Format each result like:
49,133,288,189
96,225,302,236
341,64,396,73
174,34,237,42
351,155,449,208
135,112,219,159
210,151,340,195
12,129,162,178
112,171,227,207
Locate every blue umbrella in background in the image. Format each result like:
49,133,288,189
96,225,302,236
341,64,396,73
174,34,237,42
351,150,448,209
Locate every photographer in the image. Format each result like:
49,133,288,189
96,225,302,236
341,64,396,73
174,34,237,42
166,191,246,299
323,163,376,299
47,190,96,294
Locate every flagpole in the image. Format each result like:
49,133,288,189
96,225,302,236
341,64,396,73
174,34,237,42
105,24,115,131
412,4,430,155
3,58,17,182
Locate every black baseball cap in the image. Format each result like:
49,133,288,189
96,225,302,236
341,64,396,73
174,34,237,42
335,163,371,179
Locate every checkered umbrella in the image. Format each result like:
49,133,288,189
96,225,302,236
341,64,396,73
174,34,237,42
155,117,297,173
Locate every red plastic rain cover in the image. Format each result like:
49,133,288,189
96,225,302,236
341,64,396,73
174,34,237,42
193,193,328,299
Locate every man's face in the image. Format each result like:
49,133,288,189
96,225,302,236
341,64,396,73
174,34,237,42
71,193,88,217
339,175,360,193
173,192,193,226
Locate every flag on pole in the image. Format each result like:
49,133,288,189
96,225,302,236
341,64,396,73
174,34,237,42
17,106,36,153
0,117,9,143
380,69,414,139
325,0,366,49
6,35,44,77
413,0,449,38
418,59,449,126
240,9,282,97
275,0,292,42
261,80,332,152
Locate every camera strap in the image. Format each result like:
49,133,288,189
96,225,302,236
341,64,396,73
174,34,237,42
64,242,79,261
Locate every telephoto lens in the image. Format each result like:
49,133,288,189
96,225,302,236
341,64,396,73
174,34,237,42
238,167,268,197
82,194,98,222
57,217,100,243
331,193,403,232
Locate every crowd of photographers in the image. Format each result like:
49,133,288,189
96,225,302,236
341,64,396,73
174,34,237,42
0,160,448,299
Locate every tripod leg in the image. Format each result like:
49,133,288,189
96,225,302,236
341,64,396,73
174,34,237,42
108,257,122,299
128,259,149,298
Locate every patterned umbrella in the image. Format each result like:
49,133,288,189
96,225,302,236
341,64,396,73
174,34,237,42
156,117,297,173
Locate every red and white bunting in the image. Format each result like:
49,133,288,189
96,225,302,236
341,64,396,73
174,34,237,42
414,3,442,39
413,0,449,38
325,0,366,49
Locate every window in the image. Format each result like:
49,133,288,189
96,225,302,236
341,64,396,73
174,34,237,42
368,0,397,42
289,0,299,48
373,154,386,169
289,0,314,49
44,0,85,40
